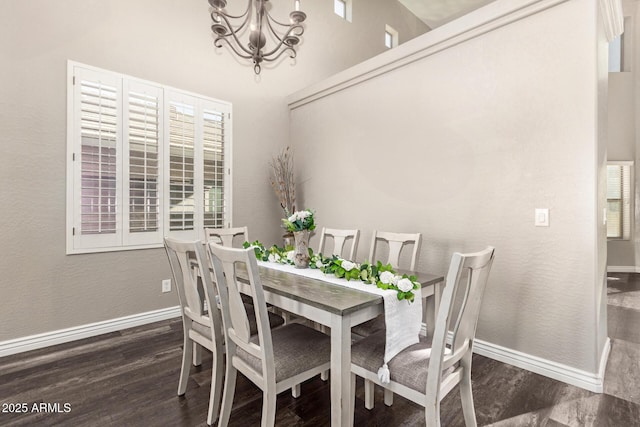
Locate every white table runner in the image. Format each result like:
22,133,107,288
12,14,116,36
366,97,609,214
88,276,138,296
257,261,422,383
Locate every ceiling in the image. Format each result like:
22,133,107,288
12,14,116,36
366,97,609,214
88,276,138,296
398,0,497,29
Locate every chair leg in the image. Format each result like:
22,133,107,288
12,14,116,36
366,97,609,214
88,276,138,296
218,362,237,427
193,342,203,366
261,387,277,427
349,373,356,427
178,335,193,396
460,354,478,427
364,379,374,410
383,389,394,406
291,384,301,398
207,345,225,425
281,311,292,324
425,403,441,427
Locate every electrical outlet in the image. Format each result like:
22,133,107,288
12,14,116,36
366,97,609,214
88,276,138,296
162,279,171,293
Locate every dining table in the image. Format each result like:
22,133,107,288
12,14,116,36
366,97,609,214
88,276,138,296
233,263,445,426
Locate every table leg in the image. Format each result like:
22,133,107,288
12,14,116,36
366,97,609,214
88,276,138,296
330,313,351,426
425,281,443,338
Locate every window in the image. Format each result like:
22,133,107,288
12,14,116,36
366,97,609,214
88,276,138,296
609,17,631,72
334,0,352,22
607,162,632,240
67,62,232,253
385,25,399,49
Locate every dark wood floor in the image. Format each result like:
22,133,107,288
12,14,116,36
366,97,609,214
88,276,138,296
2,274,640,426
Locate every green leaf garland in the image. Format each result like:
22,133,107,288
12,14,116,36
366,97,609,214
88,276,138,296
244,240,420,302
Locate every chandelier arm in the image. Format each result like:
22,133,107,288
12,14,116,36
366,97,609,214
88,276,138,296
261,46,297,62
214,37,254,59
215,10,253,42
265,18,284,43
261,25,304,57
212,0,252,20
285,24,304,37
264,9,292,27
293,26,304,37
214,14,255,56
211,11,250,33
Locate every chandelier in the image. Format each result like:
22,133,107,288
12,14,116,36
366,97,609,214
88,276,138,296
208,0,307,75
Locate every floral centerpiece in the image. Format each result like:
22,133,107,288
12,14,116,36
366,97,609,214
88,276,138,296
281,209,315,268
281,209,315,233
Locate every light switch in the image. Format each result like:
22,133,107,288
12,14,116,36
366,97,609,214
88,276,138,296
535,208,549,227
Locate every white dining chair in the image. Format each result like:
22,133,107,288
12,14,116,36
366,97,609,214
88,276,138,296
368,230,422,270
350,247,495,427
164,237,285,425
353,230,422,338
354,230,424,408
205,226,298,328
318,227,360,260
205,226,249,247
208,243,332,427
164,237,225,426
205,226,257,307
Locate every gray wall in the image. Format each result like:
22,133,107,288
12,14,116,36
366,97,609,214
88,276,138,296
0,0,427,341
289,0,607,373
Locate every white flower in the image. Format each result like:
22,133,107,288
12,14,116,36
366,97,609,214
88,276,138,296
397,278,414,292
392,275,399,286
379,271,395,284
316,260,324,268
298,210,310,219
287,250,295,261
268,253,281,263
342,260,356,271
288,210,312,223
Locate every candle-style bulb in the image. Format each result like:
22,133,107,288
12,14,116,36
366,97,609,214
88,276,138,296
294,0,300,11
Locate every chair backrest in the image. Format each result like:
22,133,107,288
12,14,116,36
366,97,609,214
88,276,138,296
207,243,275,384
204,226,249,247
164,237,223,336
318,227,360,260
426,246,495,399
368,230,422,270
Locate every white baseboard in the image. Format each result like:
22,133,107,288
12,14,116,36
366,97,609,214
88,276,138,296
0,306,181,358
607,266,640,273
472,338,607,393
2,311,609,393
598,338,611,386
420,323,608,393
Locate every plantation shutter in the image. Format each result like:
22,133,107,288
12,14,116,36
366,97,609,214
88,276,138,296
124,81,163,245
72,68,122,249
68,62,232,253
202,101,229,229
607,163,632,240
167,93,197,239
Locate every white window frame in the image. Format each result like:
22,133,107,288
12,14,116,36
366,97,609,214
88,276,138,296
609,17,632,73
66,61,232,254
606,161,633,241
334,0,352,22
385,25,399,49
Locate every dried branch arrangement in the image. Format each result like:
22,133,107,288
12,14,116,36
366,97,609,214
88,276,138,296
269,146,296,216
